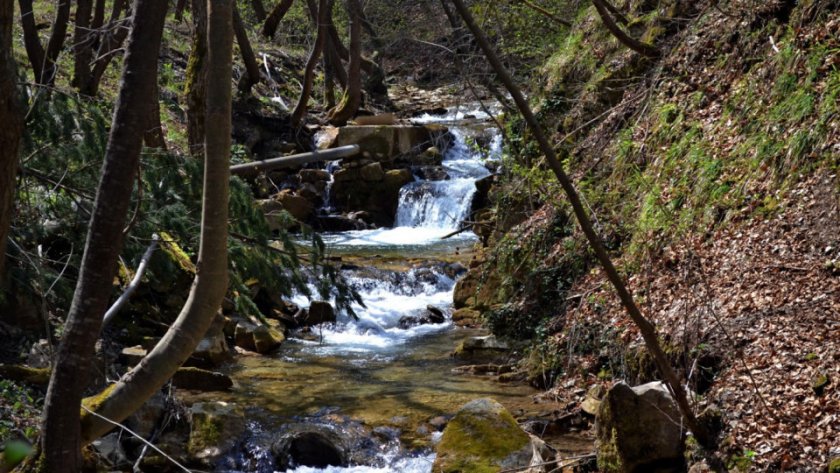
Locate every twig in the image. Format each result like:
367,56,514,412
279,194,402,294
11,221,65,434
80,405,196,473
103,234,159,326
440,225,473,240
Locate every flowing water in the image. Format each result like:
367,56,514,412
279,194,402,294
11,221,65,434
187,107,580,472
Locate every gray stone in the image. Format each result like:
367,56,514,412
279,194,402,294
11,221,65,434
595,381,686,472
188,402,246,466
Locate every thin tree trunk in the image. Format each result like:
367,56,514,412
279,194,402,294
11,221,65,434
323,33,335,109
327,0,361,125
600,0,629,25
592,0,658,58
184,0,208,155
448,0,712,448
324,7,387,103
84,0,129,96
18,0,46,83
39,0,168,469
91,0,105,29
306,0,345,90
250,0,265,20
72,0,94,91
290,0,327,127
261,0,293,38
174,0,187,21
80,0,232,443
233,2,261,92
41,0,74,84
0,0,24,284
519,0,572,27
144,79,167,149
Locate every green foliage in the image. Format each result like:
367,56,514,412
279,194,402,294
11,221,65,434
0,380,41,445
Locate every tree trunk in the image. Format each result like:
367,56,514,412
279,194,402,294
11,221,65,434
323,33,336,109
80,0,233,443
18,0,46,83
174,0,187,21
448,0,712,448
250,0,266,20
306,0,345,90
72,0,94,92
184,0,208,155
261,0,293,38
592,0,658,58
91,0,105,30
290,0,327,127
39,0,168,469
143,79,167,150
324,11,388,103
0,0,24,284
84,0,129,96
233,2,261,92
327,0,361,125
41,0,74,84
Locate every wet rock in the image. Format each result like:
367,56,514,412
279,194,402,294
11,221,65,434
272,427,348,470
173,367,233,392
275,189,314,222
190,316,232,367
398,306,446,329
360,162,386,182
471,174,495,213
125,391,166,439
595,381,686,473
234,322,257,352
426,305,446,323
300,301,336,326
188,402,245,467
452,335,510,363
433,398,542,473
414,165,449,181
315,215,369,232
300,168,331,183
334,125,445,163
252,324,285,354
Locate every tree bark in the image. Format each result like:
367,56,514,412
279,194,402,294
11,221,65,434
327,0,361,125
592,0,658,58
72,0,94,91
290,0,327,127
0,0,24,284
41,0,74,84
143,79,167,150
448,0,712,448
250,0,266,20
233,2,261,92
324,7,388,104
184,0,208,155
18,0,46,83
39,0,168,469
261,0,293,38
80,0,232,443
83,0,129,96
91,0,105,30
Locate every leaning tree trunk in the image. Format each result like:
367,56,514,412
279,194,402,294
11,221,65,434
143,79,167,150
17,0,46,83
250,0,266,20
72,0,94,91
327,0,361,125
290,0,327,127
83,0,129,96
233,2,262,92
324,12,388,104
184,0,209,155
38,0,168,469
41,0,73,84
80,0,233,443
592,0,658,58
0,0,24,285
262,0,293,38
448,0,712,448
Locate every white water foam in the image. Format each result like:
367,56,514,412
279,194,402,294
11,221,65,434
282,452,435,473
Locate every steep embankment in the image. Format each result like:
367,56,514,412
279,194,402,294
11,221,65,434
458,1,838,469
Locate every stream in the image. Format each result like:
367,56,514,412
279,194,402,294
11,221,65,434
186,107,584,472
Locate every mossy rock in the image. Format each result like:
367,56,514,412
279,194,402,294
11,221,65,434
188,402,245,466
432,398,534,473
0,364,50,386
828,457,840,473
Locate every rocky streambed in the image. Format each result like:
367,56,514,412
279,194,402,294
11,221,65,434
142,105,595,472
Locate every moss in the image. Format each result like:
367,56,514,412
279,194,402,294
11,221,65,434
159,231,196,273
79,383,119,436
828,457,840,473
434,400,530,473
0,365,50,386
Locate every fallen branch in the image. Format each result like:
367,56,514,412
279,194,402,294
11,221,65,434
102,234,159,326
229,145,360,178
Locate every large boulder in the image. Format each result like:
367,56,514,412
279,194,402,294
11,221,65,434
272,426,348,470
596,381,686,472
329,167,413,227
188,402,245,466
300,301,336,326
334,125,447,163
452,335,510,363
233,321,285,354
275,189,315,222
189,315,232,367
433,398,545,473
173,367,233,392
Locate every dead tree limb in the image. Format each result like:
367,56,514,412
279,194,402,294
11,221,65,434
592,0,658,58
